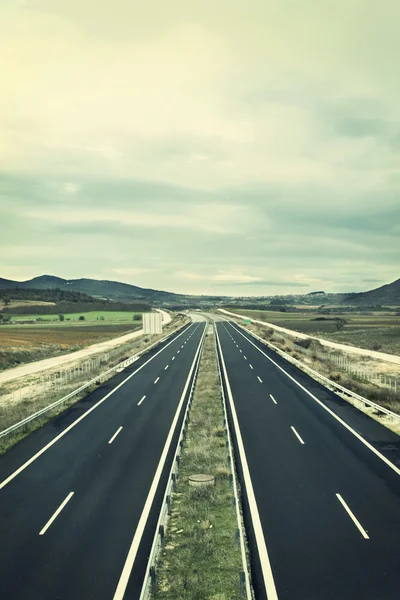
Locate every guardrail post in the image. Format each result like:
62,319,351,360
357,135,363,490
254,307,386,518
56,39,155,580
234,528,240,550
239,571,246,596
150,566,156,589
231,497,236,515
159,525,165,546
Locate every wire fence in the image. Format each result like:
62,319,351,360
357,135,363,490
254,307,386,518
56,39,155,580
293,344,399,393
0,322,189,442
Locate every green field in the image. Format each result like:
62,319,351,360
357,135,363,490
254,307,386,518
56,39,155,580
231,309,400,354
7,311,143,326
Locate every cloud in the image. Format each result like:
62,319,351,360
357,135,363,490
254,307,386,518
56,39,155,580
112,267,155,277
212,281,309,287
0,2,399,295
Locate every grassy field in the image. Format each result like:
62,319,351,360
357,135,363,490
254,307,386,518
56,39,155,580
231,309,400,354
155,330,244,599
0,323,141,371
7,311,142,325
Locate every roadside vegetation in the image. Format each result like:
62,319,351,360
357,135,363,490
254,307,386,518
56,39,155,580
235,320,400,432
154,328,245,600
231,308,400,355
0,314,189,453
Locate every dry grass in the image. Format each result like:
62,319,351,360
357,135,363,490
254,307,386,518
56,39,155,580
0,324,140,371
154,330,244,600
0,300,56,310
234,309,400,355
242,321,400,431
0,316,190,453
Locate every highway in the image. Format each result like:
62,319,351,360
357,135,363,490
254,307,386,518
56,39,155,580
216,320,400,600
0,320,206,600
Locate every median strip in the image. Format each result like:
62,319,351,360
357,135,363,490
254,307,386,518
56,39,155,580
154,328,247,599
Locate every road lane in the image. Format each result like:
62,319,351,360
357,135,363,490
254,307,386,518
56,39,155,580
217,321,400,600
0,321,206,600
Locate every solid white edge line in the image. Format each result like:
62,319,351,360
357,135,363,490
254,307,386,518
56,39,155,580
257,376,263,383
0,323,194,490
336,494,369,539
290,426,305,445
228,322,400,478
215,324,279,600
108,426,123,444
270,394,278,405
154,377,160,384
113,323,207,600
138,396,146,406
39,492,74,535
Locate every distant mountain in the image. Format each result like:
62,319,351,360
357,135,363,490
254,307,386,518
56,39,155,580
344,278,400,306
0,275,182,304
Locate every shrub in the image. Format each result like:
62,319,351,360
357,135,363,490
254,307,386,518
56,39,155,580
59,314,65,321
78,315,85,321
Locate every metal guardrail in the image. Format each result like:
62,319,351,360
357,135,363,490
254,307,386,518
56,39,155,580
214,323,252,600
232,322,400,422
0,322,190,439
139,322,207,600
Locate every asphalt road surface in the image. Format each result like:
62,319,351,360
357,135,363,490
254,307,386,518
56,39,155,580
216,321,400,600
0,320,206,600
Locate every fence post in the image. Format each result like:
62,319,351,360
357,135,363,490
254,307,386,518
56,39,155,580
150,566,156,589
240,571,246,597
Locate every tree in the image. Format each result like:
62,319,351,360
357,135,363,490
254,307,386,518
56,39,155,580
133,314,141,321
335,318,346,331
79,315,85,321
59,314,65,321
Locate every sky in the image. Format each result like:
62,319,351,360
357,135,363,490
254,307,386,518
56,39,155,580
1,0,399,296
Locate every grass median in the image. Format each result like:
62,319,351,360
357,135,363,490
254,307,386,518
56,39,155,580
154,327,245,600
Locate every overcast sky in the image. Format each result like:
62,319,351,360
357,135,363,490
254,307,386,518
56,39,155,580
1,1,399,296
